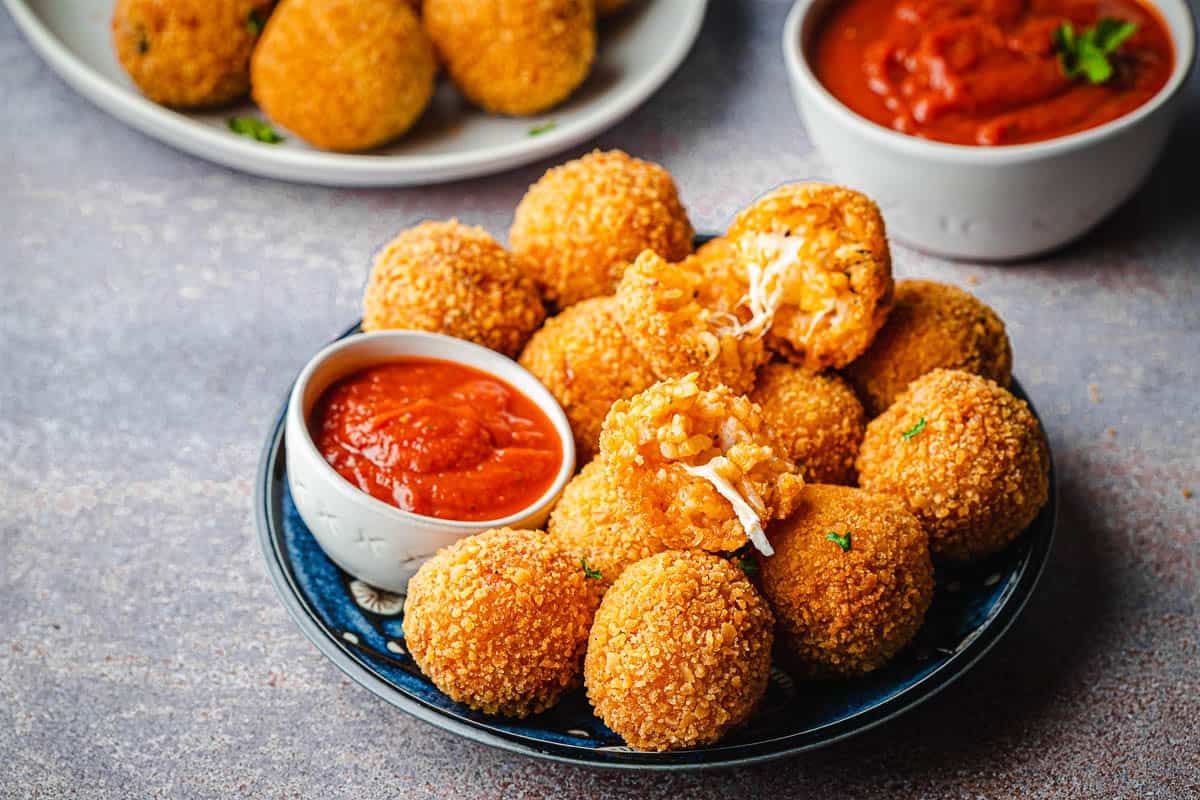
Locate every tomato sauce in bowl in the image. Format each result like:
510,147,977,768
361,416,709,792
813,0,1174,146
309,358,563,522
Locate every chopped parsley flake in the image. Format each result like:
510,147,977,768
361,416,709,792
826,531,852,552
528,121,557,136
246,9,266,36
227,116,284,144
1054,18,1138,85
581,559,603,580
902,416,927,441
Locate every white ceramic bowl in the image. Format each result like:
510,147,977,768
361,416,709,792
783,0,1196,260
285,331,576,593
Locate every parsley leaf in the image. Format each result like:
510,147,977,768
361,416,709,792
528,121,557,136
826,531,852,552
1054,18,1138,85
736,555,759,577
228,116,284,144
901,416,926,441
246,9,266,36
581,558,603,581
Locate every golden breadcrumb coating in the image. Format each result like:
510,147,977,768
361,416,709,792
363,220,545,357
756,484,933,677
423,0,594,115
510,150,695,309
856,369,1050,562
726,183,893,370
519,296,657,461
251,0,435,152
598,374,804,552
112,0,275,108
403,528,602,717
547,459,667,587
843,279,1013,417
585,551,774,751
750,362,866,485
693,236,750,319
614,250,767,394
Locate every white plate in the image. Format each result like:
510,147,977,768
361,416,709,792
4,0,707,186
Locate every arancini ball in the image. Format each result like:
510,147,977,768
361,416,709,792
598,374,804,554
112,0,275,108
251,0,436,152
756,484,934,677
518,296,656,462
510,150,695,309
403,528,602,717
423,0,594,116
726,183,893,371
856,369,1050,563
584,550,774,751
362,220,545,358
843,279,1013,417
749,362,866,485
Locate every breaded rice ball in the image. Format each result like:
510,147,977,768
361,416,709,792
726,183,893,371
843,279,1013,417
547,459,667,587
518,296,656,462
251,0,435,152
756,484,933,677
423,0,594,116
112,0,275,108
857,369,1050,562
404,528,602,717
693,236,749,319
585,551,774,751
363,220,545,357
598,374,804,553
510,150,695,308
614,250,767,394
750,362,866,485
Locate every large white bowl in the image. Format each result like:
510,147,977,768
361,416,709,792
783,0,1196,260
285,331,576,593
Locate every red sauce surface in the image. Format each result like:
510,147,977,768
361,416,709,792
813,0,1174,145
310,359,563,522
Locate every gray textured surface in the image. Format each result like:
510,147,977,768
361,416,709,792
2,1,1198,797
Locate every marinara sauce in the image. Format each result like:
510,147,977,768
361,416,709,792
813,0,1174,145
309,359,563,522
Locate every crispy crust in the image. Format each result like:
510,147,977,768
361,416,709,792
843,279,1013,417
251,0,435,152
856,369,1050,562
403,528,602,717
750,362,866,485
584,551,774,750
727,183,893,370
518,296,657,461
598,374,804,552
510,150,695,309
112,0,274,108
362,220,545,357
423,0,594,115
756,484,933,677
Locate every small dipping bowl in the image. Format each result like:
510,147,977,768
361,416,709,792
783,0,1196,260
285,330,576,593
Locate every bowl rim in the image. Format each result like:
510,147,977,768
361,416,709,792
783,0,1197,164
285,329,576,531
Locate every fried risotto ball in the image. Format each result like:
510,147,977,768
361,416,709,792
547,459,667,587
510,150,695,308
519,296,656,462
693,236,750,318
599,374,804,553
614,250,767,394
585,551,774,751
423,0,594,116
363,220,545,357
749,362,866,485
404,528,602,717
112,0,275,108
251,0,435,152
726,183,894,371
857,369,1050,563
843,279,1014,417
756,484,934,677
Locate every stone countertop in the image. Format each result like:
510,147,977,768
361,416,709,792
1,2,1197,797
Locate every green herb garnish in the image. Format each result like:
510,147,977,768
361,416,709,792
1054,18,1138,84
246,9,266,36
528,121,557,136
736,555,758,577
901,416,926,441
826,531,852,552
227,116,284,144
581,559,603,580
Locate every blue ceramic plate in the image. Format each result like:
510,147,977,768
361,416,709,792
255,321,1057,770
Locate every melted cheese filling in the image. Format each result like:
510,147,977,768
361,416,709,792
681,457,774,557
